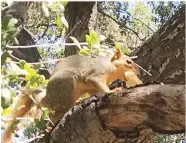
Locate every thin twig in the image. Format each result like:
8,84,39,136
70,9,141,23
35,23,49,43
9,52,21,61
23,26,35,38
6,42,88,49
8,52,58,70
11,59,60,65
65,20,82,40
2,117,35,121
19,134,45,143
118,9,155,33
130,56,138,59
135,63,152,76
98,9,145,41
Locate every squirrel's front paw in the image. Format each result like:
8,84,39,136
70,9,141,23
106,87,123,93
112,87,123,92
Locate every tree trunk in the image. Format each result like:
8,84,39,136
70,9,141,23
131,7,185,85
36,7,185,143
12,28,50,79
2,2,51,79
64,2,94,56
2,2,41,63
12,28,41,63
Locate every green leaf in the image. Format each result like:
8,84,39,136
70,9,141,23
60,17,69,29
7,18,18,28
122,47,129,54
42,107,51,119
33,64,41,71
14,37,19,45
11,91,17,97
115,42,122,50
85,35,91,44
19,60,27,69
43,80,49,87
30,75,37,84
1,51,10,66
79,49,90,56
69,36,81,49
56,16,63,30
10,120,20,133
9,18,18,25
6,62,27,76
1,88,12,109
6,27,17,34
90,30,99,44
24,63,36,75
32,82,38,88
39,75,46,83
5,57,12,63
122,47,132,55
2,107,13,116
2,15,12,30
60,1,68,7
34,119,46,130
24,63,31,71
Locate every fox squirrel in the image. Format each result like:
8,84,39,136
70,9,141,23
2,49,142,143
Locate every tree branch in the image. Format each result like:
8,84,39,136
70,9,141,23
118,9,155,33
6,42,88,49
98,9,145,41
37,84,185,143
35,23,49,43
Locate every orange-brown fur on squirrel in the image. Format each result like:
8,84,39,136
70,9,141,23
2,49,142,143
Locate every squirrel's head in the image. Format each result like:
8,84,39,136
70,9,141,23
111,49,142,87
111,49,139,75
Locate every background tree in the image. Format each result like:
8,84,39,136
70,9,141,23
64,2,94,56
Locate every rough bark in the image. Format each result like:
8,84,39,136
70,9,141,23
64,2,95,56
131,7,185,85
37,84,185,143
12,28,41,63
12,28,50,79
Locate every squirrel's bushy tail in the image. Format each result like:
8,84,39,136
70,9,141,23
2,88,46,143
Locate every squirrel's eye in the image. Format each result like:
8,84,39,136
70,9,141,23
126,60,132,64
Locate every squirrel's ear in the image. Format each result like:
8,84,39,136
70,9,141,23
111,49,122,62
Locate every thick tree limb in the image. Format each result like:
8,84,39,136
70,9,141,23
131,7,185,84
37,84,185,143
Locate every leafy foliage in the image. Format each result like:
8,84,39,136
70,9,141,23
155,134,185,143
1,58,49,109
148,1,184,26
1,15,19,50
70,30,130,57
